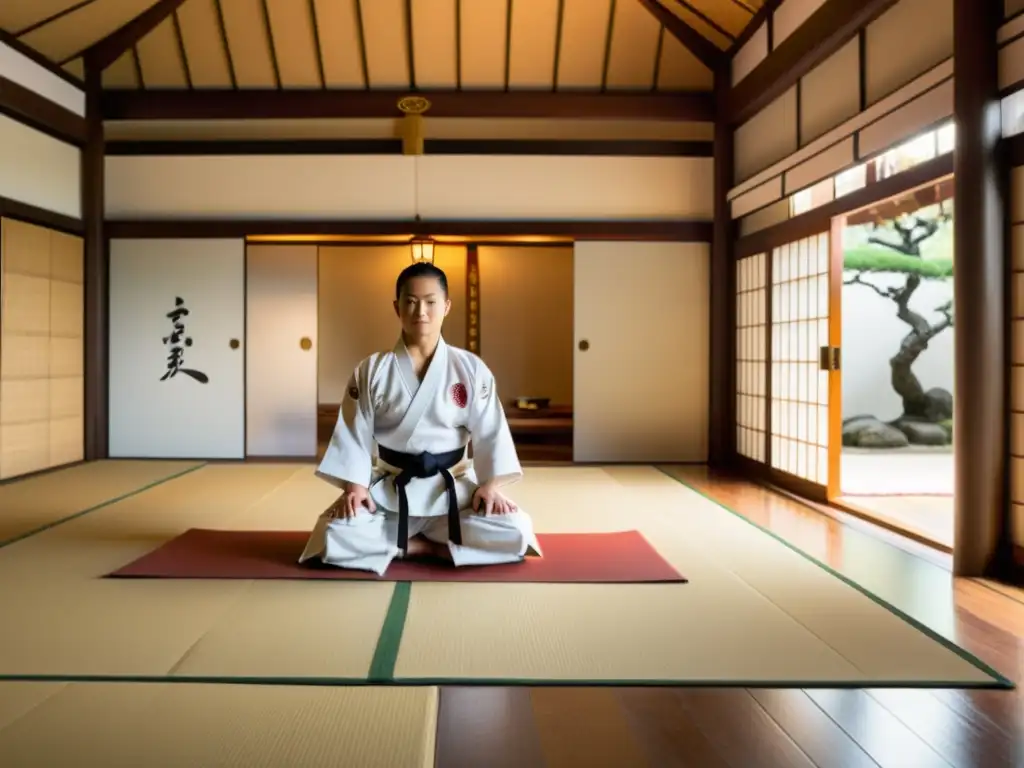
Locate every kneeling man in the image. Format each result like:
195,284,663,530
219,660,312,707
300,262,541,576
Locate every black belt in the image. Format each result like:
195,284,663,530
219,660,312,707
377,445,465,552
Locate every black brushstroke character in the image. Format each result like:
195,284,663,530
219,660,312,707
161,297,209,383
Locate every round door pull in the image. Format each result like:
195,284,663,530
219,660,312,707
229,338,240,350
300,337,313,351
578,339,590,351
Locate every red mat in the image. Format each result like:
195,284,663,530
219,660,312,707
106,529,686,584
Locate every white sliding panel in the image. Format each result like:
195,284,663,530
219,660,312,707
109,238,245,459
245,244,319,457
573,241,710,463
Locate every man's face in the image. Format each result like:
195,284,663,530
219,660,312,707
394,276,451,338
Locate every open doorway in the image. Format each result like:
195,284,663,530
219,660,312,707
834,177,955,547
477,245,575,463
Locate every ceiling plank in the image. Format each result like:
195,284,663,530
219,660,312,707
728,0,900,125
99,88,714,121
82,0,190,73
635,0,722,71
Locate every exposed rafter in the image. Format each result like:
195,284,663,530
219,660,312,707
636,0,723,71
80,0,188,72
99,89,715,122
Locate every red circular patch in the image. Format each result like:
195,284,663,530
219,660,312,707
451,383,468,408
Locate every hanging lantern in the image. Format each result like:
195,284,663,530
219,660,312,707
409,235,435,264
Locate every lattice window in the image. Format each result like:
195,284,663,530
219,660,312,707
770,233,831,484
736,253,767,463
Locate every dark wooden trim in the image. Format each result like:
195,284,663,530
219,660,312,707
636,0,723,70
259,0,281,89
103,138,714,157
105,219,714,241
857,29,867,111
1009,131,1024,167
212,0,237,89
600,0,617,90
734,454,830,503
735,152,954,259
254,239,577,248
12,0,101,37
0,28,84,88
171,10,192,89
99,88,715,121
0,196,83,235
953,0,1011,578
0,76,86,146
81,0,188,71
466,245,480,354
728,0,900,126
307,0,326,88
728,0,780,56
82,66,108,461
503,0,513,90
552,0,565,89
709,68,734,467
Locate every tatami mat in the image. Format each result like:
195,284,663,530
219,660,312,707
395,466,1003,686
0,460,201,546
0,682,437,767
0,462,1007,688
0,464,393,680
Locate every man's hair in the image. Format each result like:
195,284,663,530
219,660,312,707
395,262,449,300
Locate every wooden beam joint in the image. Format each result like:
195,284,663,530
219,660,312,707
636,0,724,71
728,0,900,126
82,0,188,72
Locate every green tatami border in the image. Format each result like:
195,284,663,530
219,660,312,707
655,467,1015,691
0,462,208,551
0,673,1009,690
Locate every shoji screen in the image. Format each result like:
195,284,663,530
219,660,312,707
0,218,84,480
736,252,768,464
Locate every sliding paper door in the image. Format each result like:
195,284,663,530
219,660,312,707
109,238,245,459
769,231,838,494
245,244,318,457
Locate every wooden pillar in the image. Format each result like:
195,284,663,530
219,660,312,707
82,65,108,460
709,67,735,466
952,0,1010,576
466,244,480,355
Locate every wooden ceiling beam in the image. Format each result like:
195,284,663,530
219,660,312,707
81,0,189,72
635,0,723,71
728,0,900,125
99,89,715,121
727,0,783,56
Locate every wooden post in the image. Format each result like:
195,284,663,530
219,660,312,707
952,0,1011,576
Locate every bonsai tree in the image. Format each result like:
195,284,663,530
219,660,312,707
842,195,954,428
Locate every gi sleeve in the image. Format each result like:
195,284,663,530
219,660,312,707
467,364,523,487
315,362,376,489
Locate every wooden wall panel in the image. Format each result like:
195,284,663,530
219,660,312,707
105,154,714,221
864,0,953,104
733,87,799,184
799,38,860,146
0,38,84,116
0,217,83,480
732,22,768,87
773,0,829,47
0,114,82,219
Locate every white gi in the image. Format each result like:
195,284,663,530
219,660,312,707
300,336,542,575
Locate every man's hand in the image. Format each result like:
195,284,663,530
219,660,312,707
326,483,377,519
472,483,517,516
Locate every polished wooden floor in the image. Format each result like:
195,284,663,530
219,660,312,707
433,465,1024,768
